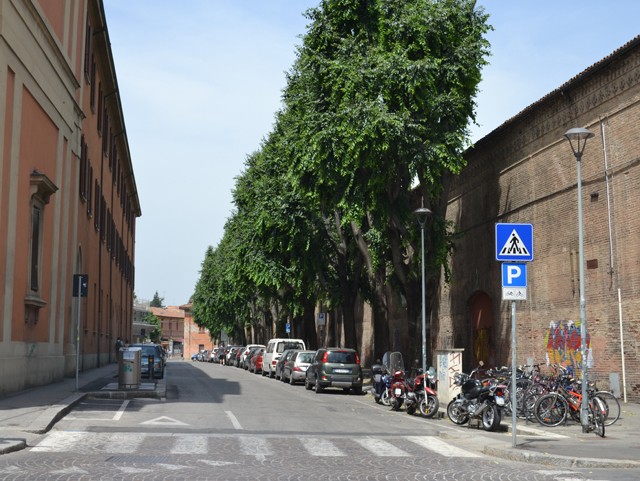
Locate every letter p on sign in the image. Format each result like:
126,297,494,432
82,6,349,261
502,262,526,288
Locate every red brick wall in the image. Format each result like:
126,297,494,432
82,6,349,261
439,39,640,401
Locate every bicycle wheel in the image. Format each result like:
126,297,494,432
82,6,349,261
590,397,606,437
593,391,620,426
534,393,568,427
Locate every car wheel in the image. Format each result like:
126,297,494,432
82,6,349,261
305,377,312,390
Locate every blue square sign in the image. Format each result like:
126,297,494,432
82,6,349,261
496,223,533,261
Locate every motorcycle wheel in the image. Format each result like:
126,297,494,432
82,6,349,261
482,404,501,432
406,405,416,415
420,395,440,418
381,389,392,406
447,399,469,425
391,398,403,411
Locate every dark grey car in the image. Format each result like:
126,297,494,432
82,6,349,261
304,348,363,394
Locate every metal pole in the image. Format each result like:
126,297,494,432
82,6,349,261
511,300,517,447
75,275,81,392
576,153,589,432
420,223,427,379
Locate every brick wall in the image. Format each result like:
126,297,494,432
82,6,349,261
439,38,640,401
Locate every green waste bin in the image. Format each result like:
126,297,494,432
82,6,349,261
118,347,141,389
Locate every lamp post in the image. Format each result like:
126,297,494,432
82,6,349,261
413,207,432,379
564,127,594,433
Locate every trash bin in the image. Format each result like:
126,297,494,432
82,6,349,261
118,347,141,389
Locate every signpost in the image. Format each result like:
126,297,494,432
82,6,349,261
72,274,88,392
496,224,533,448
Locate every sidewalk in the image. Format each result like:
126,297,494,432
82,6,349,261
0,363,165,454
0,366,639,470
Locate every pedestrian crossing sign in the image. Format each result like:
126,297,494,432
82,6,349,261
495,223,533,261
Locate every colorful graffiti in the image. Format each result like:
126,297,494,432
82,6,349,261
544,319,593,371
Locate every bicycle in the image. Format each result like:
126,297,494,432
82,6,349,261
533,385,606,437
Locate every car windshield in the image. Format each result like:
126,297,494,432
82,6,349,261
297,353,314,363
327,351,357,363
277,342,304,353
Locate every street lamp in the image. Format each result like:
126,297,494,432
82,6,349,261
564,127,594,433
413,207,432,380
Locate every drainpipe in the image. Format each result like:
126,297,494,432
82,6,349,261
600,119,627,402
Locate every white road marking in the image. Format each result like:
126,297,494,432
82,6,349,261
299,437,345,457
406,436,481,458
171,434,208,454
354,437,410,457
239,435,272,461
141,416,188,426
225,410,243,430
199,460,239,466
113,400,129,421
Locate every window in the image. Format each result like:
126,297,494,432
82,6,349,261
78,136,87,201
26,172,58,319
29,203,42,291
83,20,92,82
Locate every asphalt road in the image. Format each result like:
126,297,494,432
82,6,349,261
0,360,629,480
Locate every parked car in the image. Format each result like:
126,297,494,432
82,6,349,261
262,338,306,378
209,347,220,363
249,348,264,374
305,347,362,394
244,346,261,371
282,350,316,385
275,349,298,381
225,346,243,366
129,343,165,379
239,344,264,369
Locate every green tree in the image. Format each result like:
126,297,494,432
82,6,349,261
150,291,164,308
282,0,491,358
143,312,161,342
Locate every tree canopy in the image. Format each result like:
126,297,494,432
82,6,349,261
192,0,491,358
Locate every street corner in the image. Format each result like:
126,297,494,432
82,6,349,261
0,437,26,455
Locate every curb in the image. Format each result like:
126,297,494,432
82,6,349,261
483,444,640,469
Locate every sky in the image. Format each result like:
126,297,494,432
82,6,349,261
103,1,640,307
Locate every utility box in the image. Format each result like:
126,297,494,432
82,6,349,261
118,347,141,389
435,348,464,406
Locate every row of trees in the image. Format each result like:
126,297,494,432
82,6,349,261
192,0,491,361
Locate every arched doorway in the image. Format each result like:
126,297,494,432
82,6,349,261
469,291,494,367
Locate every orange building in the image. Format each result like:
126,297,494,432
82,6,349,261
150,306,185,357
0,0,139,395
181,303,215,360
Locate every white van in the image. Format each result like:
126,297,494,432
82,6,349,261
262,338,306,378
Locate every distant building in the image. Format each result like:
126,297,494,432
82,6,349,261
150,306,185,357
0,0,140,395
181,303,215,359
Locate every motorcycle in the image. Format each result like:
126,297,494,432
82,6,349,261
389,368,407,411
395,365,440,417
372,351,403,406
446,362,507,431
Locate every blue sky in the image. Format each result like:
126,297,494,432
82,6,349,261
103,1,640,306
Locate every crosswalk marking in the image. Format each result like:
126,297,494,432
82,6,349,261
31,432,479,460
354,437,410,457
239,435,272,460
299,437,346,457
171,434,208,454
406,436,481,458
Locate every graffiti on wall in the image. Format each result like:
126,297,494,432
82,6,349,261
544,319,593,371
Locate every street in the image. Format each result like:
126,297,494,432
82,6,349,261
0,360,629,480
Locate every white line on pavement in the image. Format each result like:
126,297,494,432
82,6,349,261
225,410,243,430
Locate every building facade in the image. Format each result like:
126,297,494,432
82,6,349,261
150,306,185,357
182,303,215,360
438,36,640,401
0,0,139,395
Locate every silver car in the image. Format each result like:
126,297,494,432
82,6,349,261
282,350,315,384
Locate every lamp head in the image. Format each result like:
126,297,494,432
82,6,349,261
564,128,594,158
413,207,432,227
